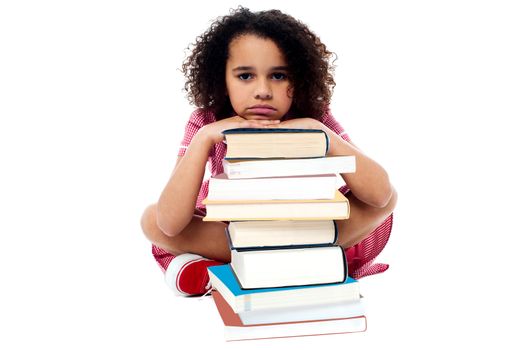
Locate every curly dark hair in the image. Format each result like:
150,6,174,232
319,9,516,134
182,7,336,120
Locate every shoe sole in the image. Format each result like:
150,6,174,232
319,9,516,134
165,253,209,296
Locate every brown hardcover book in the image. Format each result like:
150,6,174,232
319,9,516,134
211,291,367,341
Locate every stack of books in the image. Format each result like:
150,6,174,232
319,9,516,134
204,128,365,341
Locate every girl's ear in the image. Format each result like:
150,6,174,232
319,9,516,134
287,86,294,99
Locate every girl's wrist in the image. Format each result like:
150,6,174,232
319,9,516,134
323,126,353,156
303,117,324,131
318,122,332,136
194,126,218,149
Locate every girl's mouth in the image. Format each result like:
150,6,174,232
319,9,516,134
247,105,276,115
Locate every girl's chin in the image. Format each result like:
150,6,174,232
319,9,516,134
243,114,283,121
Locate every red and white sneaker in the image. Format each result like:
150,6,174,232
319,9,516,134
164,253,222,296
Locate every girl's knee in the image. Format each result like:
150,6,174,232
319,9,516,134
140,204,158,238
140,204,186,255
384,187,397,213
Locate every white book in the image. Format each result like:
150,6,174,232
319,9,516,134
222,155,356,179
207,173,337,200
227,220,337,249
231,246,347,289
239,297,366,325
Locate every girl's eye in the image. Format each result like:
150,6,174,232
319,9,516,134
272,72,287,80
238,73,252,81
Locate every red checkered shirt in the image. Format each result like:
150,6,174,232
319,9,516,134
152,108,392,279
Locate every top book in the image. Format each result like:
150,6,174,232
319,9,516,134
222,128,329,159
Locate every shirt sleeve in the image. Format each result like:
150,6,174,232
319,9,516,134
320,108,352,143
320,109,353,195
177,109,210,157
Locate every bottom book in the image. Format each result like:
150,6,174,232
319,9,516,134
212,291,367,342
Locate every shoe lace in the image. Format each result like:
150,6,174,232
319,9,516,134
198,280,213,301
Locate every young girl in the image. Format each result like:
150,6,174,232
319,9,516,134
141,7,397,296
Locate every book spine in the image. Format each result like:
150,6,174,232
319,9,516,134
323,130,329,156
224,226,234,250
332,220,338,245
339,245,348,282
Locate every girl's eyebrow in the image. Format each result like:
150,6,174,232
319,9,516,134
271,66,289,71
232,66,253,72
232,66,289,71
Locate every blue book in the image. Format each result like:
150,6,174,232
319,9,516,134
207,264,360,313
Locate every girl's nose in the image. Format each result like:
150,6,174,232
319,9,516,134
254,80,272,99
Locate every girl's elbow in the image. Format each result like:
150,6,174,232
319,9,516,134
157,222,178,237
370,184,397,209
141,204,180,238
157,219,183,237
377,185,397,210
156,208,182,237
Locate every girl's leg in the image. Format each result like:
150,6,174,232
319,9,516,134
337,189,397,278
142,187,396,264
345,213,393,278
141,204,231,263
336,188,397,249
142,187,397,284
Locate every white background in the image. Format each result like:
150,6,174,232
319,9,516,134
1,0,525,348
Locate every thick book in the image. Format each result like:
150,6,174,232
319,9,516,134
202,190,350,221
207,264,360,313
207,173,337,201
211,291,367,341
222,155,356,179
230,245,348,289
237,295,366,325
226,220,337,249
222,128,329,159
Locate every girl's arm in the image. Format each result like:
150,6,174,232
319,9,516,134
156,116,280,237
156,129,213,237
277,117,393,208
321,125,393,208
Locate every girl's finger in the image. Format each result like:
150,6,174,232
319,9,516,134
255,119,281,125
237,119,281,129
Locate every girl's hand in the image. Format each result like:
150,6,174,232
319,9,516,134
201,116,281,145
275,117,323,130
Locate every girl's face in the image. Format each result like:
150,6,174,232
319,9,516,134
225,34,293,121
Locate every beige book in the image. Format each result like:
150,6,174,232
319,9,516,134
223,128,328,159
202,191,350,221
